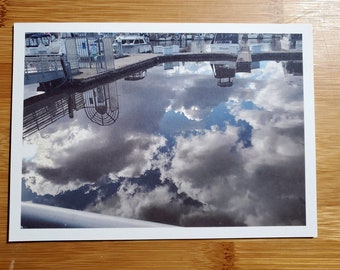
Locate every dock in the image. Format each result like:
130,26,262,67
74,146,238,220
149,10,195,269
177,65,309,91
71,50,301,87
72,53,160,81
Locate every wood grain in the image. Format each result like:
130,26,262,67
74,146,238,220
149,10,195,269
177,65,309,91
1,0,340,269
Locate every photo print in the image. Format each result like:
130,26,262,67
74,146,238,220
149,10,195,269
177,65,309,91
9,23,317,241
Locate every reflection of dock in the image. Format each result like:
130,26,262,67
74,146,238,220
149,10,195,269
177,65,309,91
236,44,252,73
23,81,120,138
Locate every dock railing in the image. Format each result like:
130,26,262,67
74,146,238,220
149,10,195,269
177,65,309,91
24,54,66,84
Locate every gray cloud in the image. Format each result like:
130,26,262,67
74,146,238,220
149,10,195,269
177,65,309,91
35,131,165,184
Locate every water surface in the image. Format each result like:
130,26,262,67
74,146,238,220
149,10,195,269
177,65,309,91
22,59,305,227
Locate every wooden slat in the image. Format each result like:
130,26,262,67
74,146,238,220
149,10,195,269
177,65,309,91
1,0,340,269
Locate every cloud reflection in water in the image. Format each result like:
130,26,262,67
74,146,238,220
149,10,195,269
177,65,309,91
22,60,305,227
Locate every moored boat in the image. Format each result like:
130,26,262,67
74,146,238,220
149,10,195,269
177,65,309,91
114,35,152,55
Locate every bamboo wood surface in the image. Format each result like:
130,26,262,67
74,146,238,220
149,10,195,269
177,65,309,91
1,0,340,269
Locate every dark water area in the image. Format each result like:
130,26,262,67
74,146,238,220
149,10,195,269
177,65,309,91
22,57,306,227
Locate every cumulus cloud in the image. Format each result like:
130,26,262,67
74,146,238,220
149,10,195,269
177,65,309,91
26,129,166,186
166,76,232,121
85,176,244,227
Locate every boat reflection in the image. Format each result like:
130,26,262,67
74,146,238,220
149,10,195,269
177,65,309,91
210,61,236,87
124,70,147,81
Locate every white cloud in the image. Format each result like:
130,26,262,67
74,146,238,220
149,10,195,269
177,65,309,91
160,126,242,206
116,133,166,178
86,181,173,219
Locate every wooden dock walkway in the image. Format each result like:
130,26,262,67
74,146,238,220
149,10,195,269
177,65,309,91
67,50,302,87
73,53,160,80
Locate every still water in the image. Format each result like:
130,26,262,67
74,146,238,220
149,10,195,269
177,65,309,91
22,58,305,227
